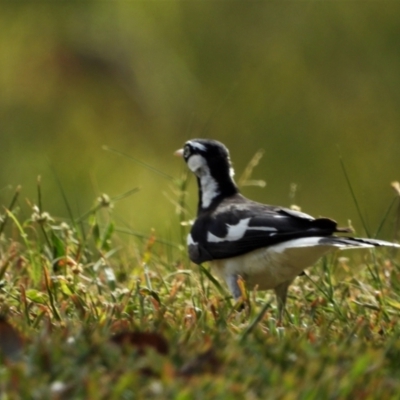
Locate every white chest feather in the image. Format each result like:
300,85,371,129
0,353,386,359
187,154,220,208
199,172,220,208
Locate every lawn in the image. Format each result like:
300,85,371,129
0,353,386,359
0,177,400,399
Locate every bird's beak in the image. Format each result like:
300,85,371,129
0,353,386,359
174,148,184,157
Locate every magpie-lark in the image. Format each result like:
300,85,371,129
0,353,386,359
175,138,400,319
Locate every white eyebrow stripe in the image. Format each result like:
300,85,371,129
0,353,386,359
207,218,277,243
188,141,207,151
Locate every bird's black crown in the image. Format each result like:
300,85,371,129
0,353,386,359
183,139,230,163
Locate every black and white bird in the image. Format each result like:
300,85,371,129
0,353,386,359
175,139,399,319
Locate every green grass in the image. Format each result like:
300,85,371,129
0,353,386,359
0,176,400,400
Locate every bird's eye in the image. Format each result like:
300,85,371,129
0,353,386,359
183,146,191,158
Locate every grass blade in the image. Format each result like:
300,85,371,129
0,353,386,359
103,146,175,181
0,185,21,235
338,150,370,237
49,163,76,227
374,195,398,239
198,264,227,298
239,301,271,343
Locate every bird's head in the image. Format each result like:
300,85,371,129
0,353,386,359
175,139,238,210
175,139,234,179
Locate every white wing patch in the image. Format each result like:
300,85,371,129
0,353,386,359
250,226,279,232
207,218,277,243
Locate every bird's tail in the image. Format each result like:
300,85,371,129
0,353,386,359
319,236,400,249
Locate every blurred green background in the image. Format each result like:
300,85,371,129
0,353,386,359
1,2,399,242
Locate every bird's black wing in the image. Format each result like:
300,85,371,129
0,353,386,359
188,196,342,264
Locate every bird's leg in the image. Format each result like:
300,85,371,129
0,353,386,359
274,280,292,324
226,274,243,300
226,274,250,312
